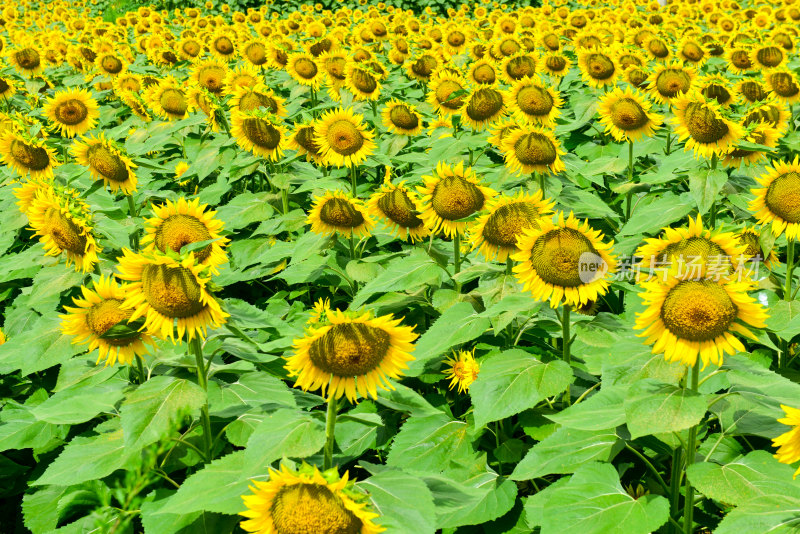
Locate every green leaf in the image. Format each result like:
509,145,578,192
624,379,708,439
243,408,326,469
216,192,275,230
618,192,695,236
470,349,573,429
140,489,240,534
559,187,620,220
358,469,437,534
480,293,542,333
537,462,670,534
427,472,518,529
688,168,728,215
373,382,442,417
405,302,490,377
31,373,127,425
687,450,797,507
511,427,621,480
99,317,146,339
714,493,800,534
207,373,296,418
547,387,627,431
0,314,83,376
765,300,800,341
351,250,445,307
121,376,206,449
22,486,67,534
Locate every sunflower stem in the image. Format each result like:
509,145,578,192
190,337,213,463
625,140,634,220
126,195,139,252
135,355,146,385
349,234,356,260
281,186,289,215
453,233,462,292
785,239,795,302
561,305,571,406
669,447,683,534
666,130,672,155
682,362,700,534
350,165,358,198
506,257,513,275
323,396,338,471
710,153,718,170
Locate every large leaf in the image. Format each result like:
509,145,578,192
618,192,695,236
424,471,518,529
243,408,326,468
351,250,445,307
547,386,627,431
31,373,127,425
470,349,573,429
624,379,708,439
688,168,728,215
714,493,800,534
358,469,438,534
511,427,621,480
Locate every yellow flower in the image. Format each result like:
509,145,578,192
764,68,800,105
504,76,563,127
501,126,566,175
444,349,480,393
646,62,697,105
749,156,800,240
0,131,58,180
367,175,429,242
145,76,193,120
71,133,137,194
381,99,422,136
314,107,376,168
190,57,229,95
286,51,324,89
460,85,506,131
773,405,800,478
671,92,745,159
427,72,468,116
286,309,417,402
597,86,663,142
230,111,287,161
42,88,99,138
577,46,620,88
307,190,374,238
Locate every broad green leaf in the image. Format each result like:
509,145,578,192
425,472,518,529
547,386,627,431
538,462,670,534
0,314,81,376
714,493,800,534
511,427,621,480
121,376,206,448
32,373,127,425
22,486,66,534
688,168,728,215
243,408,326,468
27,265,85,313
351,250,445,307
559,186,620,220
618,192,695,236
406,302,490,377
216,192,275,230
373,382,442,417
470,349,573,429
624,379,708,439
140,489,240,534
358,469,437,534
765,300,800,341
0,402,64,453
480,293,542,333
207,372,296,417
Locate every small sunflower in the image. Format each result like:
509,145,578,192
676,36,709,65
468,58,498,85
577,47,620,88
469,190,555,262
512,211,617,308
146,77,193,121
642,36,672,62
314,107,376,168
287,51,324,89
764,68,800,105
504,76,563,127
671,92,745,159
240,39,269,67
750,44,787,70
743,97,792,133
406,51,441,82
42,88,99,138
498,52,537,84
723,123,780,168
772,405,800,478
460,85,506,131
646,62,697,105
229,83,287,117
725,47,755,74
749,156,800,240
698,74,740,108
443,349,480,393
60,276,155,366
308,190,374,238
540,51,573,77
223,64,260,95
635,275,767,369
209,30,237,61
0,130,58,180
116,250,228,341
72,134,137,194
737,79,769,104
0,74,17,99
287,120,324,163
13,178,49,215
286,308,417,401
230,111,287,161
7,45,45,76
501,127,566,175
240,463,384,534
367,175,429,242
426,73,468,116
597,86,664,142
190,57,229,95
27,185,101,272
344,61,381,101
381,99,422,136
94,52,126,76
141,197,229,275
736,227,778,269
112,73,142,94
177,37,203,61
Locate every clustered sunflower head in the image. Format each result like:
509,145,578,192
231,109,287,161
671,92,744,160
42,88,99,138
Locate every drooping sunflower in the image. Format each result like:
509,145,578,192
308,190,374,238
646,62,697,105
737,79,769,104
540,51,573,77
42,88,99,138
504,76,562,127
223,64,260,95
367,176,429,242
498,52,537,84
190,57,229,95
116,250,228,341
764,68,800,105
405,51,441,82
209,30,237,61
94,52,126,76
141,197,229,275
0,74,16,99
722,123,781,168
736,227,778,269
230,111,287,161
287,120,324,163
0,130,59,180
597,86,664,142
468,58,498,85
112,73,142,94
469,190,555,262
239,39,269,67
460,85,506,131
7,45,45,76
443,349,480,393
696,73,739,107
725,46,755,74
177,37,203,61
60,276,155,366
577,47,620,88
501,127,566,176
13,178,50,215
229,83,287,117
240,463,384,534
676,35,709,66
145,77,193,121
119,92,152,122
671,92,745,159
749,156,800,240
426,73,467,116
72,134,137,194
381,99,422,136
750,44,787,70
286,51,324,89
634,215,748,281
416,161,497,238
314,107,376,168
26,185,101,272
743,97,792,133
286,309,417,401
635,274,767,369
772,405,800,478
344,61,381,101
511,211,617,308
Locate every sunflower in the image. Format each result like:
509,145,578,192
540,51,573,77
229,83,287,117
597,86,663,142
671,92,745,159
209,30,237,61
60,276,155,366
287,120,324,163
240,463,384,534
116,250,228,341
0,131,58,180
231,111,286,161
13,178,49,215
498,52,537,84
416,161,497,238
501,127,566,175
577,47,620,88
749,156,800,240
504,76,562,127
723,123,780,168
94,52,126,76
344,61,381,101
314,107,376,168
286,308,417,401
460,85,506,131
443,348,480,393
141,197,229,275
426,72,468,116
286,51,324,89
405,51,441,82
743,97,792,133
381,99,422,136
120,92,152,122
72,134,137,194
772,405,800,478
7,45,45,76
676,36,708,65
112,73,142,94
190,57,228,95
223,64,260,95
635,274,767,369
725,47,755,74
646,62,697,105
764,68,800,104
469,190,555,261
737,79,769,104
468,58,497,85
240,39,269,67
750,44,787,70
367,175,429,242
698,74,739,107
177,37,203,61
511,211,617,308
736,227,778,269
146,77,193,121
0,74,16,99
26,185,100,273
634,216,748,281
308,190,374,238
42,88,99,138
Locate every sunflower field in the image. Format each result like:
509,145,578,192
3,0,800,532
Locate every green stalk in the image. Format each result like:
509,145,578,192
710,153,718,170
190,337,213,463
323,396,338,470
625,140,634,220
666,130,672,155
135,355,146,385
506,257,513,275
683,363,700,534
349,234,356,260
350,165,358,198
126,195,139,252
786,239,795,301
669,447,683,534
537,172,545,196
454,233,462,292
561,306,571,406
281,186,289,215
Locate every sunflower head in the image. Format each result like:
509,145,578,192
501,127,566,176
671,92,744,159
230,110,286,161
750,156,800,239
647,63,696,104
443,349,480,393
367,177,428,242
578,47,619,88
308,190,374,238
461,86,505,130
597,86,663,142
314,107,376,168
381,99,421,135
43,88,99,138
0,130,59,180
72,134,137,194
505,76,562,127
